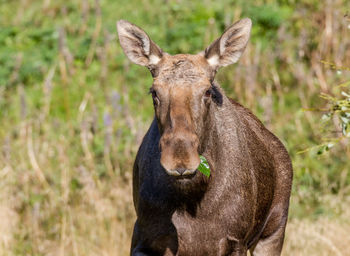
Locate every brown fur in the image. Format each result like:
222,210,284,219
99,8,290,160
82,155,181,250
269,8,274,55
117,19,293,256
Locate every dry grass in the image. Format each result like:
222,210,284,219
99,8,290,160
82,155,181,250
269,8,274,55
1,132,349,256
284,197,350,256
0,116,138,255
0,159,349,256
0,157,135,256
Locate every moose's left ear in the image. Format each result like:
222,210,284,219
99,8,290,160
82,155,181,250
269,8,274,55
204,18,252,70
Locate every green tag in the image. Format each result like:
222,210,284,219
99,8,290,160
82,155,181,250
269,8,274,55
198,155,211,177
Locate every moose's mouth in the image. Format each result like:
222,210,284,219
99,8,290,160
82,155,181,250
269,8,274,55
175,173,197,181
165,168,197,178
173,171,197,181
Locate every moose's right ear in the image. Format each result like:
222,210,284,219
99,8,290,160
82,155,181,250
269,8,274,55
117,20,163,67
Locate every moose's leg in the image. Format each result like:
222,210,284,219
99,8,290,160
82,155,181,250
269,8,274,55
131,248,150,256
249,219,287,256
131,240,177,256
130,220,178,256
218,236,248,256
130,232,154,256
130,221,150,256
229,248,248,256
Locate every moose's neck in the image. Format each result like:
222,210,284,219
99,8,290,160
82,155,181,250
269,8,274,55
202,96,236,151
169,94,248,211
164,93,250,213
200,93,248,182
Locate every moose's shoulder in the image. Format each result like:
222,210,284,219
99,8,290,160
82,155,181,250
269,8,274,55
228,98,264,126
229,98,291,163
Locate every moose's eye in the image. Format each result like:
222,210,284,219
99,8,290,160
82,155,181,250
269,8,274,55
151,90,157,99
149,88,159,105
204,89,211,98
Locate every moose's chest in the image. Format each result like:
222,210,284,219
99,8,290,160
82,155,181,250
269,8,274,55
136,172,259,255
170,210,228,255
144,205,250,256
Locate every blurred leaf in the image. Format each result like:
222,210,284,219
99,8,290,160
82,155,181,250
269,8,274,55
198,155,211,177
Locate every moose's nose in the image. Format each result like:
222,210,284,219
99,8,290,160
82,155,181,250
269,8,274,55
176,168,187,175
159,130,200,177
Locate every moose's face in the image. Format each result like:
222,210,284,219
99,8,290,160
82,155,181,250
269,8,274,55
151,54,212,176
117,19,251,177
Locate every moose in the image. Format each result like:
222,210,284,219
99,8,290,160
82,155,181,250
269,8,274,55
117,18,293,256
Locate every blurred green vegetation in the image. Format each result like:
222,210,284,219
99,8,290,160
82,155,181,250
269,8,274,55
0,0,350,255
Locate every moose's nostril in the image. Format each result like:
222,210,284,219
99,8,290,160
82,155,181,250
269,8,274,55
174,168,196,176
176,168,186,175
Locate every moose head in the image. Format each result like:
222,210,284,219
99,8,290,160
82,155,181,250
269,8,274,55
117,19,251,178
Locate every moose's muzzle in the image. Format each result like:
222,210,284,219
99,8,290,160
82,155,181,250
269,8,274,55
159,131,200,177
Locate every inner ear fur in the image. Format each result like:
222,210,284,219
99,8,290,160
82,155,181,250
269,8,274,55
204,18,252,70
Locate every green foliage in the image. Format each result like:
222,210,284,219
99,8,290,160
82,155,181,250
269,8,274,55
308,78,350,155
321,90,350,136
244,3,292,47
302,64,350,156
198,155,211,177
